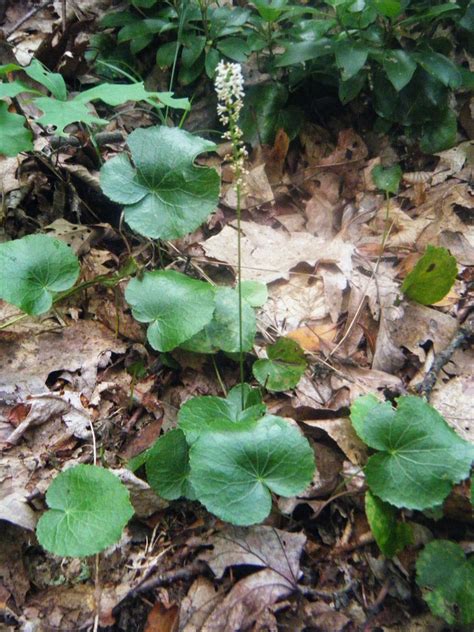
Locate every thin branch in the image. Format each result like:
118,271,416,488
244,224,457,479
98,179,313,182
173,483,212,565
416,313,474,400
3,0,53,38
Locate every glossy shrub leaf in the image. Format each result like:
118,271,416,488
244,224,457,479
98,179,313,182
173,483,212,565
0,102,33,156
351,395,474,510
339,70,367,104
24,59,67,100
0,234,80,315
383,50,417,91
36,465,134,557
371,164,402,193
100,126,220,240
253,338,307,391
181,287,256,354
372,0,402,18
275,38,333,67
239,83,301,145
335,40,369,80
146,429,192,500
420,108,457,154
414,51,462,89
125,270,216,352
365,491,412,558
401,245,457,305
178,389,266,444
188,415,315,525
416,540,474,626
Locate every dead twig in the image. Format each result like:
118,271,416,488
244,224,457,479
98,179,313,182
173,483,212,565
129,560,209,596
3,0,53,38
416,313,474,400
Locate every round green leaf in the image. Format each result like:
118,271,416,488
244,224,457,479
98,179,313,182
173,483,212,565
100,126,220,240
253,338,307,392
371,164,402,194
401,245,457,305
178,391,266,444
146,429,192,500
416,540,474,626
365,491,412,558
189,415,315,525
125,270,216,352
0,234,80,315
0,102,33,156
181,286,256,354
36,465,134,557
238,280,268,307
351,395,474,510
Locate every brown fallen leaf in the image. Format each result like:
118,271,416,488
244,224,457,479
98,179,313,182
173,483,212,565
200,525,306,583
0,319,126,398
144,602,179,632
200,569,294,632
430,375,474,443
303,418,367,465
286,320,338,352
180,578,222,632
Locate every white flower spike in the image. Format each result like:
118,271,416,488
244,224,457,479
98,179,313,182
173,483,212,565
214,60,248,188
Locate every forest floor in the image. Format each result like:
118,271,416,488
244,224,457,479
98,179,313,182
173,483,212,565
0,1,473,631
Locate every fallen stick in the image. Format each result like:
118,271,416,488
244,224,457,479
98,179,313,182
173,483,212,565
416,313,474,400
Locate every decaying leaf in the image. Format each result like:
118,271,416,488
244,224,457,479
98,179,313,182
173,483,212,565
200,525,306,582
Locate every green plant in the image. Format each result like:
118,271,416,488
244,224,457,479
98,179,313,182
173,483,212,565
350,394,474,624
351,394,473,510
272,0,473,152
416,540,474,626
0,65,315,551
143,386,315,525
0,59,188,156
36,465,134,557
99,125,219,240
401,245,458,305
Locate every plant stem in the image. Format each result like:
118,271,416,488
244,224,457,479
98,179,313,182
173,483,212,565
236,184,244,407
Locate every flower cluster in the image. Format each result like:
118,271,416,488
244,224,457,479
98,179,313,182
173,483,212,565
214,60,248,188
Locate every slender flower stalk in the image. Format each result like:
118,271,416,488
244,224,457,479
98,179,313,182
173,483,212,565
215,61,248,401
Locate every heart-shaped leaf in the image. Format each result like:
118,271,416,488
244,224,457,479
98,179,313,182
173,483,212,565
351,395,474,510
416,540,474,626
188,415,315,525
100,126,220,240
238,280,268,307
401,245,457,305
0,234,80,315
36,465,134,557
253,338,307,391
371,164,402,194
125,270,216,352
0,102,33,156
146,429,192,500
365,491,412,558
180,286,256,354
178,387,266,444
